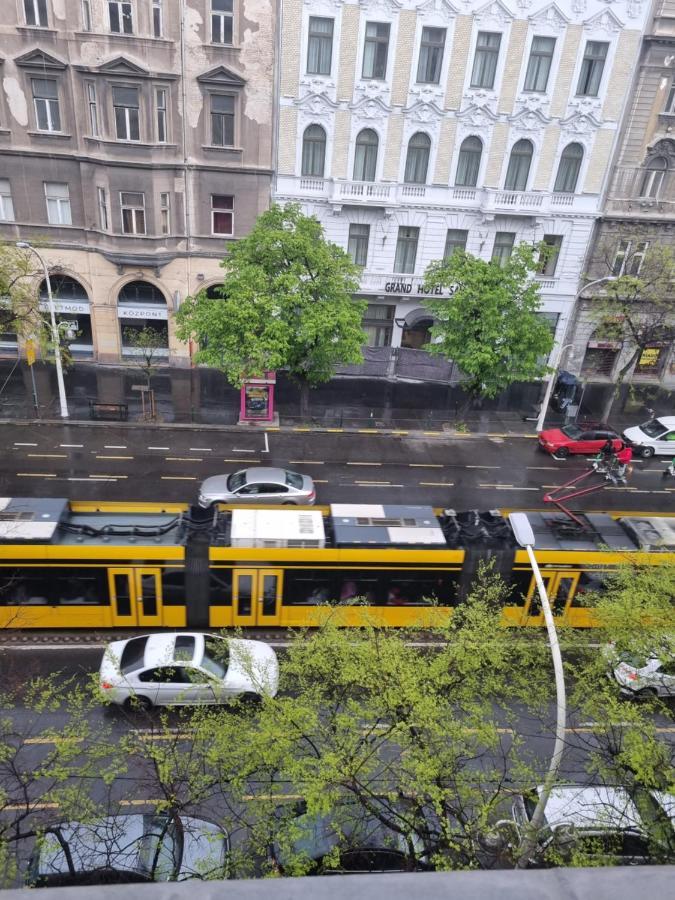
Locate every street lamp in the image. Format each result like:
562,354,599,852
508,512,567,869
16,241,69,419
536,276,617,433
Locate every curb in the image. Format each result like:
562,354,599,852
0,417,539,440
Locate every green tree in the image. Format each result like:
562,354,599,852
422,244,554,411
175,204,367,416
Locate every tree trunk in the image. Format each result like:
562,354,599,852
300,379,310,421
601,348,641,422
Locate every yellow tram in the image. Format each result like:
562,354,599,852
0,497,673,630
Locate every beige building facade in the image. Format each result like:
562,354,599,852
0,0,275,365
274,0,651,358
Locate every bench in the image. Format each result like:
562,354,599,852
89,401,129,422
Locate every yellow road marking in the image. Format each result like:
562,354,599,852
391,431,408,435
17,472,57,477
27,453,67,458
324,428,343,432
5,802,60,811
346,461,381,466
161,476,198,481
422,431,443,436
358,429,379,433
287,460,325,465
292,427,311,432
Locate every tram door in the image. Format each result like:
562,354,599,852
521,572,580,626
232,569,283,627
109,568,163,627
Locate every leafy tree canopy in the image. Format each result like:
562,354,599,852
422,243,554,401
175,204,367,388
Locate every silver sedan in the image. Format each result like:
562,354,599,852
198,467,316,507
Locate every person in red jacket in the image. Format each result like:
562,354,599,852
615,442,633,481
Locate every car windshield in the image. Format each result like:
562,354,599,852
200,638,229,679
561,424,583,439
640,418,667,438
120,637,148,675
227,471,247,492
138,816,182,881
285,471,303,489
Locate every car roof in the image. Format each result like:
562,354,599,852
244,467,288,484
650,416,675,427
539,786,644,831
141,633,202,669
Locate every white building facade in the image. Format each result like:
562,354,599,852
274,0,651,360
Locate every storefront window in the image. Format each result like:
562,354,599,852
117,280,169,357
635,345,665,375
361,303,394,347
39,275,93,358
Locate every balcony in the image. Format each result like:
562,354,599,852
605,166,675,217
275,175,599,216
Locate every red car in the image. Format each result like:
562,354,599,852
538,423,622,458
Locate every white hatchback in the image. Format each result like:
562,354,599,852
100,632,279,710
623,416,675,457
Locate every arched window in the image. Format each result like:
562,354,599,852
353,129,378,182
504,139,533,191
404,132,431,184
118,281,167,305
204,283,225,300
118,280,169,356
301,124,326,177
639,156,668,199
554,143,584,194
455,136,482,187
38,275,94,356
39,275,89,302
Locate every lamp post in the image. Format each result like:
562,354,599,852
536,276,617,433
508,512,567,869
16,241,69,419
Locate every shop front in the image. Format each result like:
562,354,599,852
117,281,169,358
39,276,93,358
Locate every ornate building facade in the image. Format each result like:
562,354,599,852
274,0,651,362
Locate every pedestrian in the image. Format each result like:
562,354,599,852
664,457,675,479
615,442,633,480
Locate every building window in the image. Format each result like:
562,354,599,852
471,32,501,89
394,226,420,274
160,192,170,235
86,83,99,137
153,0,163,37
348,224,370,267
362,22,390,80
455,136,482,187
301,124,326,177
612,239,649,276
665,81,675,114
539,235,562,276
554,142,583,193
417,27,446,84
108,1,133,34
362,303,394,347
155,88,167,143
524,36,555,92
212,194,234,235
210,94,235,146
211,0,233,44
639,156,667,198
492,232,515,266
24,0,48,27
404,132,431,184
97,186,109,231
0,180,15,222
444,228,468,259
44,182,72,226
120,192,145,234
32,79,61,132
113,86,140,141
353,128,378,181
307,17,334,76
576,41,608,97
504,139,533,191
81,0,92,30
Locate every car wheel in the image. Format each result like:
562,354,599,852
635,687,658,700
124,695,153,712
239,692,262,707
282,501,297,506
641,446,655,458
554,447,569,459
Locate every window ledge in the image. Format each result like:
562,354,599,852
16,26,57,35
27,130,72,139
207,42,241,51
74,31,173,44
202,145,244,156
84,137,178,150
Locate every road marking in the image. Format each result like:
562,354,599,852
232,448,257,453
90,474,128,479
223,458,260,463
467,465,498,469
148,446,170,450
346,461,381,466
526,466,558,471
391,431,408,435
324,428,343,433
263,432,269,454
27,453,67,458
60,444,83,448
17,472,56,477
68,477,116,482
420,481,455,487
354,481,404,487
5,802,60,811
409,463,443,468
423,431,443,436
293,427,311,432
288,460,324,465
479,484,539,491
165,457,202,462
358,429,379,433
104,445,127,449
189,447,212,452
95,455,134,460
161,476,197,481
14,442,38,446
313,479,329,483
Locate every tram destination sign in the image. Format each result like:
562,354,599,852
383,281,456,296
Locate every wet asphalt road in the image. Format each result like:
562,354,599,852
0,421,672,512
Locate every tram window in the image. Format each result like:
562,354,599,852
208,569,232,606
161,568,186,605
140,574,157,617
283,570,335,605
338,574,379,604
508,570,533,604
551,577,574,616
114,573,131,617
0,567,109,606
573,571,609,607
385,574,458,606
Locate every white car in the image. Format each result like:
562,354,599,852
612,652,675,699
623,416,675,457
100,633,279,710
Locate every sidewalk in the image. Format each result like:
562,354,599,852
0,358,671,436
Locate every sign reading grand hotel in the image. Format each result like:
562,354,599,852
383,282,457,296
